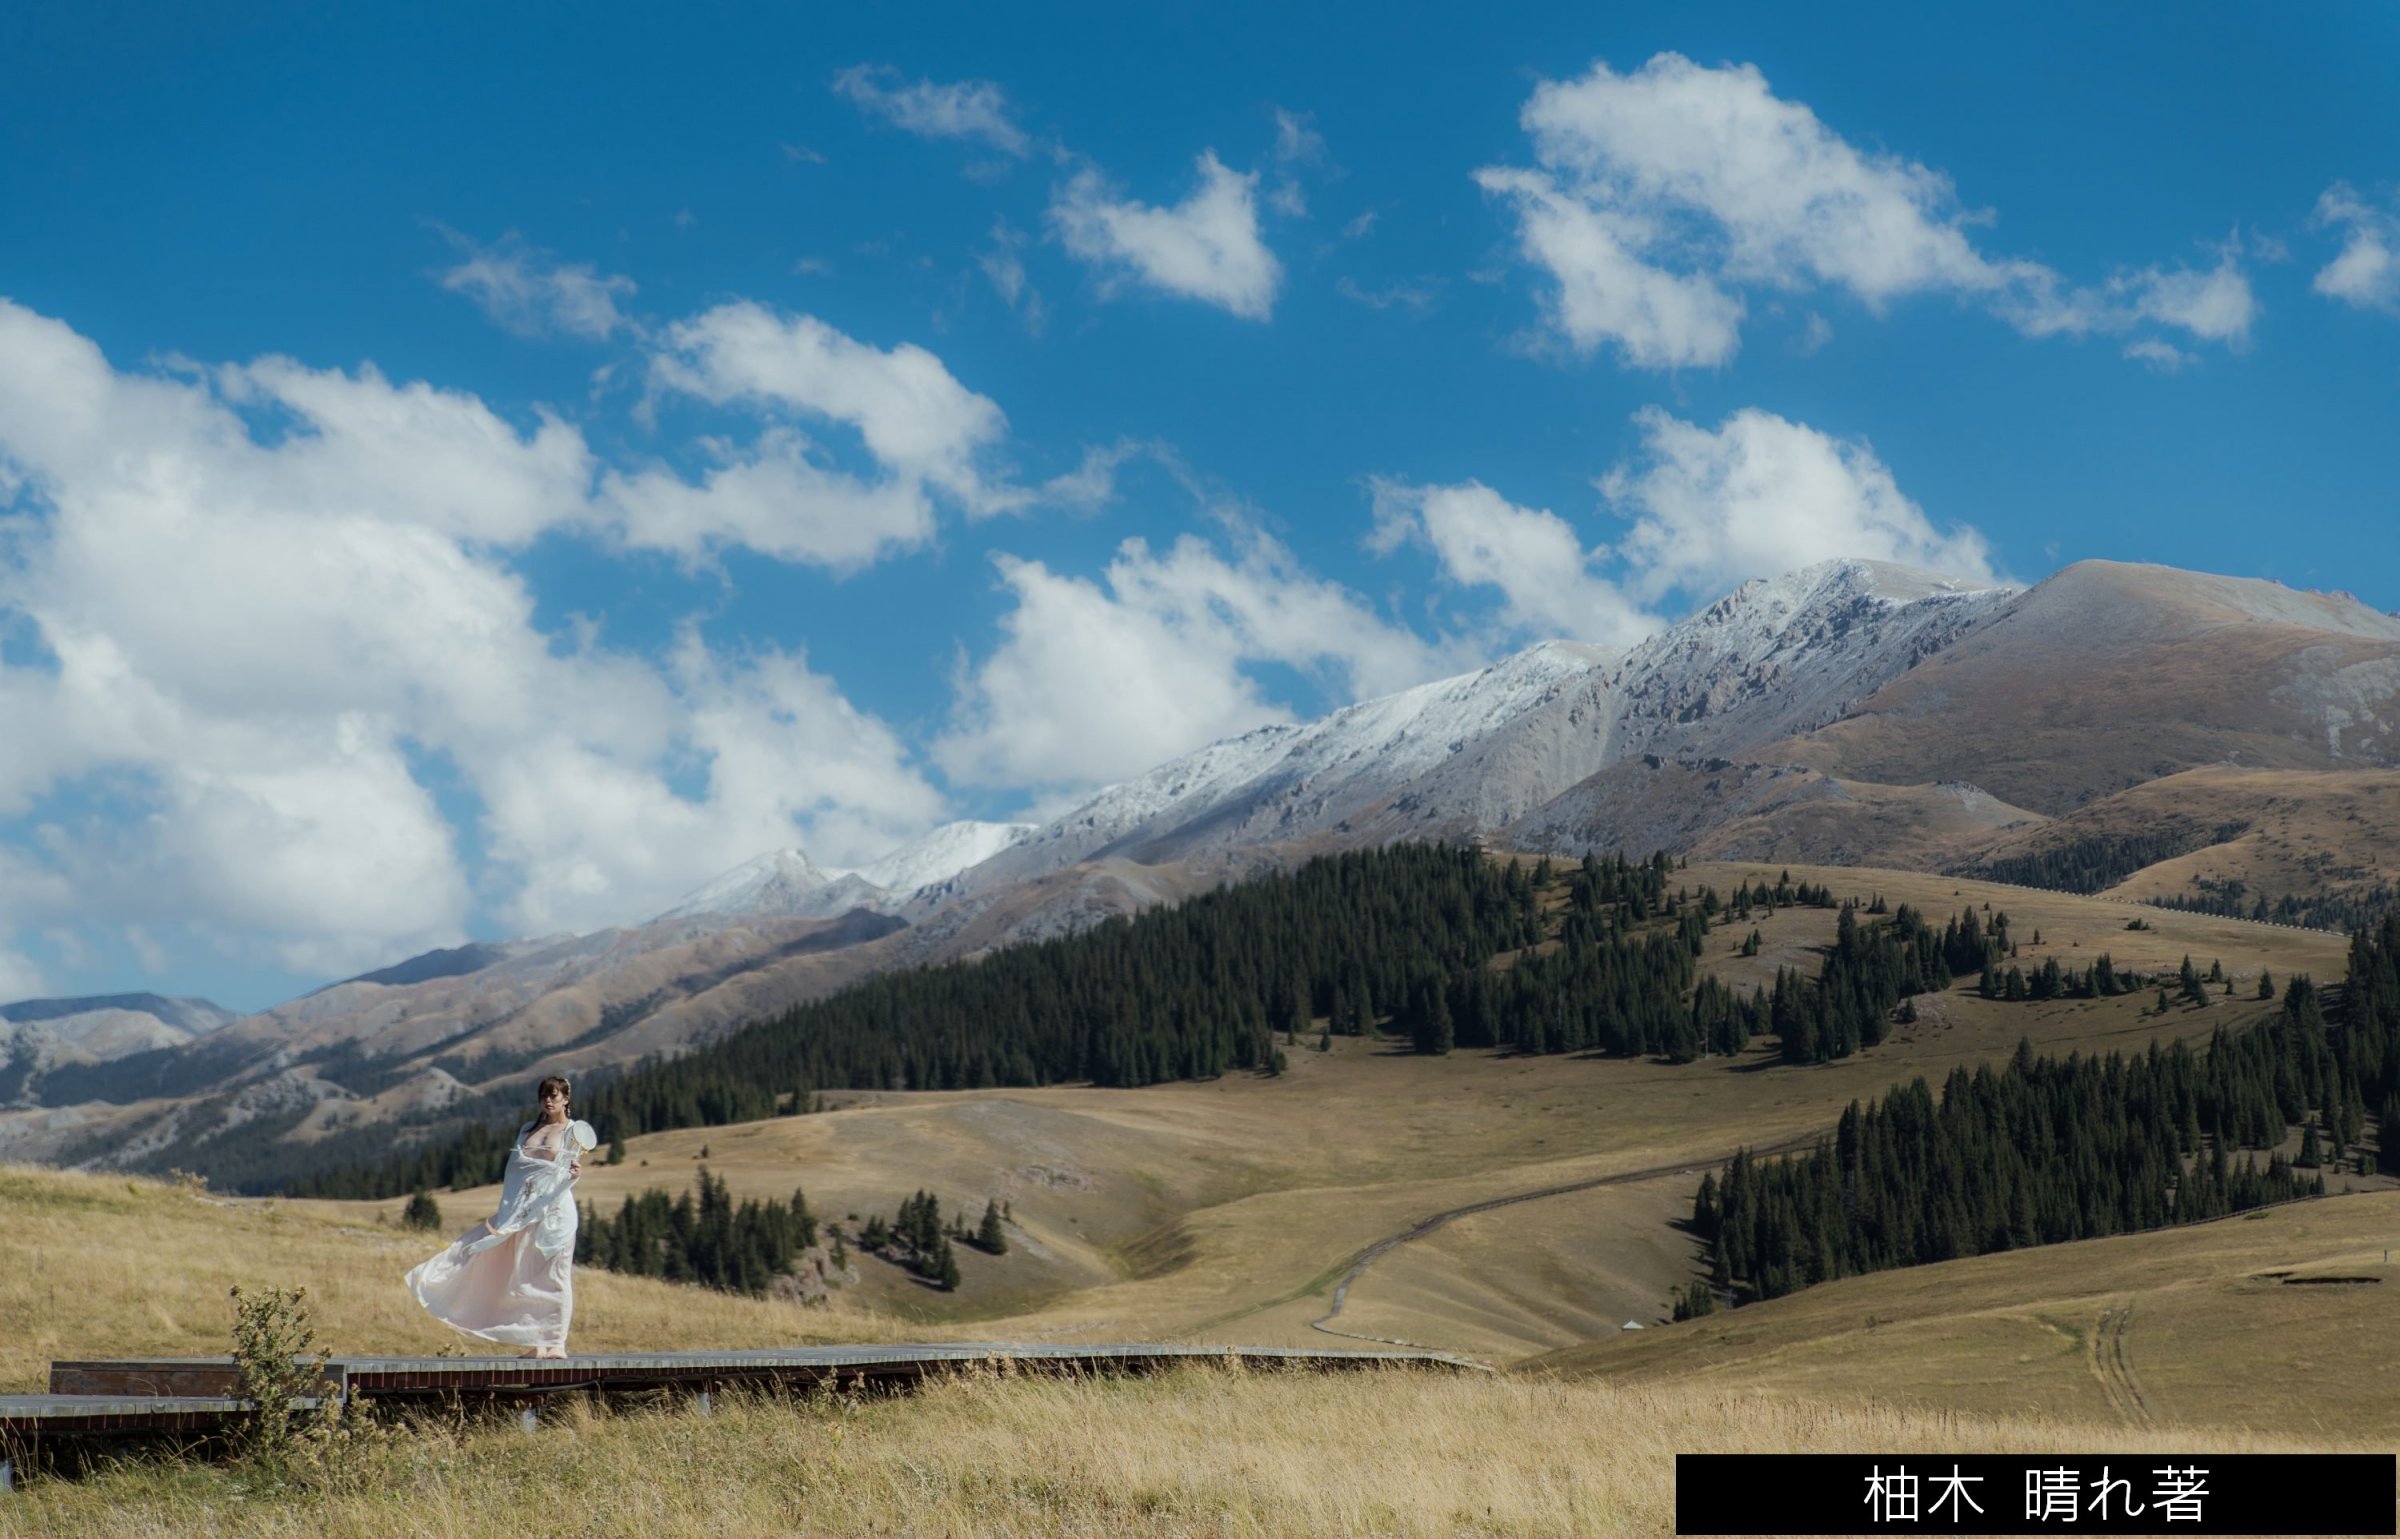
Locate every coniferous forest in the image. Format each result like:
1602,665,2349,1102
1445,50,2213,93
302,846,1762,1197
574,1167,821,1297
1697,913,2400,1305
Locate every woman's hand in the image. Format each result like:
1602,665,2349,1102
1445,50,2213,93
568,1159,582,1178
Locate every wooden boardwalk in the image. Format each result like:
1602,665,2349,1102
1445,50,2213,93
2,1343,1485,1486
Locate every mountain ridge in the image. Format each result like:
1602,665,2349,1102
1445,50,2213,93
6,555,2396,1183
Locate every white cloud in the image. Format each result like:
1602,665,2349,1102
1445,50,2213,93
1600,406,1998,601
1273,108,1328,169
1474,165,1744,366
483,635,944,935
832,65,1030,157
1334,275,1442,314
2120,244,2256,343
0,947,47,1003
2313,182,2400,313
0,299,950,972
1368,478,1657,645
1343,210,1379,241
2123,338,2194,373
1036,439,1142,510
979,219,1046,334
1051,152,1283,320
1480,53,2256,366
436,231,637,340
600,430,936,572
1268,107,1330,218
936,529,1448,792
645,300,1012,515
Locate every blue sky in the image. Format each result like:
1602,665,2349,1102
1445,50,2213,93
1,2,2394,1011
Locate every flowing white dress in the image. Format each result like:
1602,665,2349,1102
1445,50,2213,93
403,1118,596,1351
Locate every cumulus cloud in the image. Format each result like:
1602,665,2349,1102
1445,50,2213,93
1474,165,1745,366
936,528,1448,792
1480,53,2255,366
600,430,937,573
436,230,638,340
483,635,944,935
646,301,1008,505
2313,182,2400,312
1367,478,1656,644
1051,152,1283,320
1600,406,1998,601
831,65,1030,157
0,299,948,975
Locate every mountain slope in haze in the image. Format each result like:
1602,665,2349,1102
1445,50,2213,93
1,994,238,1100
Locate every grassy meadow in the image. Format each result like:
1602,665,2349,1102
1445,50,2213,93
7,1356,2391,1539
7,862,2394,1533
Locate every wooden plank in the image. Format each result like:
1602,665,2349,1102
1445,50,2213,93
52,1345,1482,1403
0,1394,319,1436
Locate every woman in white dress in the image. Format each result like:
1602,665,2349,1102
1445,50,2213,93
404,1075,598,1358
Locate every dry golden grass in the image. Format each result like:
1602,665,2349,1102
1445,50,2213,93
7,1364,2389,1539
279,864,2352,1363
4,851,2394,1535
0,1163,921,1396
6,866,2387,1534
1530,1189,2400,1435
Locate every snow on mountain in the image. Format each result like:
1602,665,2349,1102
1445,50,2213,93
855,820,1037,897
954,639,1623,892
1596,558,2021,757
654,848,842,922
953,561,2025,893
655,821,1043,925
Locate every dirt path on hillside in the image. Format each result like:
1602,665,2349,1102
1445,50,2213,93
2086,1298,2157,1429
1308,1132,1824,1353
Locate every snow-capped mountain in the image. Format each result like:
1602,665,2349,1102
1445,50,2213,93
16,555,2398,1184
655,848,845,922
956,639,1623,893
856,820,1037,895
654,821,1040,925
952,559,2023,894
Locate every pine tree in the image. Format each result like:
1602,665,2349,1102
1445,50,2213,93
977,1199,1007,1254
935,1235,961,1291
606,1135,626,1166
402,1189,442,1232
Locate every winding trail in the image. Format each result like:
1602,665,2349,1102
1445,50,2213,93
2087,1299,2156,1429
1307,1133,1823,1352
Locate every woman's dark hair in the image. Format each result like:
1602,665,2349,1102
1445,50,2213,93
535,1075,571,1105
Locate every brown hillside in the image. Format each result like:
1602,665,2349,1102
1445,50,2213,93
1769,561,2400,813
1951,765,2400,918
1526,1189,2400,1434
